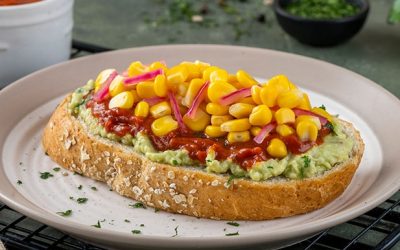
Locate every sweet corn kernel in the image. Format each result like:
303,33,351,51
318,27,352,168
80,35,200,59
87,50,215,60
109,75,127,97
167,65,189,86
128,61,146,77
150,101,171,118
182,78,205,107
260,84,279,107
179,62,202,80
288,81,298,90
296,120,318,142
183,109,210,132
229,103,255,118
202,66,220,81
251,85,262,105
207,80,237,103
239,97,256,105
94,69,115,92
211,115,232,126
249,105,272,126
151,115,178,137
205,125,226,138
227,131,250,144
250,126,261,136
296,115,321,129
134,101,149,117
154,74,167,97
297,93,311,110
130,90,141,103
137,81,157,99
268,74,291,93
227,74,238,84
311,107,333,122
149,61,168,72
221,118,251,132
209,69,229,82
276,124,295,137
108,91,134,109
277,89,303,109
267,138,288,158
236,70,258,88
178,82,189,97
194,60,211,74
275,108,295,124
206,103,229,115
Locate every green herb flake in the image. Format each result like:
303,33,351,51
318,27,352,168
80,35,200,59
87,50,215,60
77,185,83,190
91,186,98,191
172,226,179,237
69,196,74,200
227,221,240,227
19,162,23,166
225,231,239,236
124,219,130,223
57,210,72,217
131,229,141,234
227,174,239,186
267,166,274,169
92,220,101,228
319,104,326,110
154,208,160,213
325,122,337,136
53,167,61,172
140,224,144,227
130,202,146,209
17,180,22,185
172,159,178,165
40,172,54,179
302,156,311,168
77,198,88,204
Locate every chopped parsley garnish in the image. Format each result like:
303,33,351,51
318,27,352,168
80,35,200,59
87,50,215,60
319,104,326,110
227,174,240,186
17,180,22,185
130,202,146,209
77,198,88,204
40,172,54,179
325,122,337,136
302,156,311,168
124,219,130,223
154,208,160,213
131,229,141,234
140,224,144,227
172,159,178,165
172,226,179,237
91,186,97,191
225,231,239,236
227,221,240,227
69,196,74,200
267,166,274,169
57,210,72,217
73,172,83,176
77,185,83,190
53,167,61,172
19,162,23,166
92,220,101,228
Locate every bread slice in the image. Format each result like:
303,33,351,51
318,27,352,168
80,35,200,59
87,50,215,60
42,95,364,220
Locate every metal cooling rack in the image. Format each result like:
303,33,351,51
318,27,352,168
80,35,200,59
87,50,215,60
0,40,399,250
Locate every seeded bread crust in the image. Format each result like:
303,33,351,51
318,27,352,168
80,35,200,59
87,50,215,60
42,95,364,220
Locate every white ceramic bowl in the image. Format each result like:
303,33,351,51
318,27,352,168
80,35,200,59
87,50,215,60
0,0,74,88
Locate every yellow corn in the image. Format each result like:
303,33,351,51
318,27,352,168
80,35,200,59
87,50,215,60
251,85,262,105
150,101,171,118
206,103,229,115
220,118,251,132
296,115,321,129
211,115,232,126
227,74,238,84
236,70,258,88
249,105,272,126
109,75,127,97
260,84,279,107
275,107,295,124
268,74,291,93
183,108,210,132
128,61,146,77
277,89,303,109
136,81,157,99
207,80,237,103
134,101,149,117
94,69,115,92
153,74,167,97
182,78,205,107
151,115,178,137
276,124,295,137
166,65,189,86
311,107,333,122
180,61,201,80
205,125,226,138
209,69,229,83
227,131,250,144
108,91,134,109
250,126,261,136
267,138,288,158
202,66,220,81
297,93,311,110
288,81,298,89
130,90,140,103
296,120,318,142
149,61,168,72
239,97,256,105
178,82,189,97
229,103,255,118
194,60,211,74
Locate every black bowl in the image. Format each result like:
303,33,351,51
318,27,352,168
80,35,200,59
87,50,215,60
274,0,369,46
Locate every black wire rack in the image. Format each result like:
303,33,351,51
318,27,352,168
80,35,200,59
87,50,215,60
0,40,399,250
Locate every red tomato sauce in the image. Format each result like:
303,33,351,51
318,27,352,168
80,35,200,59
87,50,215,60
86,99,331,170
0,0,41,6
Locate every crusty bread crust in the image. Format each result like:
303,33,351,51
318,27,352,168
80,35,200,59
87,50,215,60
42,96,364,220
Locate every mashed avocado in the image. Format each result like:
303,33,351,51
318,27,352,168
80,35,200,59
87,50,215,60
69,83,355,182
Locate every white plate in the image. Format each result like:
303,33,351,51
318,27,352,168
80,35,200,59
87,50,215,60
0,45,399,249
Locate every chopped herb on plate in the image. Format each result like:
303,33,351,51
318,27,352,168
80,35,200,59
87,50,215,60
227,221,240,227
92,220,101,228
131,229,141,234
77,185,83,190
40,172,53,179
77,198,88,204
130,202,146,209
53,167,61,172
91,186,97,191
172,226,178,237
225,231,239,236
57,210,72,217
17,180,22,185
